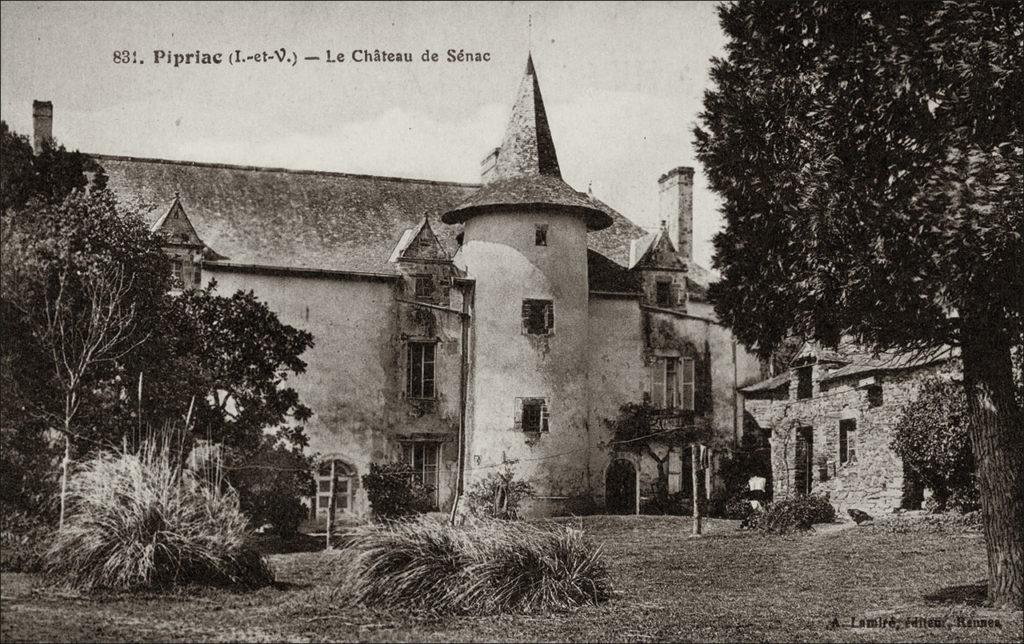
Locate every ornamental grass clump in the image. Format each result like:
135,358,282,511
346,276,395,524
333,517,611,615
45,437,273,591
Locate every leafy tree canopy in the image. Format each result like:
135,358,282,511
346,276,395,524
695,0,1022,606
695,1,1022,358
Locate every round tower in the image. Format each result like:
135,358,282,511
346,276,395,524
442,56,612,516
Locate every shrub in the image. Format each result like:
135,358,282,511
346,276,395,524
230,442,313,537
45,438,273,591
465,464,534,520
723,496,755,521
641,490,690,516
333,517,611,615
891,378,977,512
0,511,49,573
749,494,836,533
362,461,434,520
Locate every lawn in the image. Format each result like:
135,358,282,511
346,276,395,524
1,516,1020,642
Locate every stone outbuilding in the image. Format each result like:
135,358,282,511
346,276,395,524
741,341,959,517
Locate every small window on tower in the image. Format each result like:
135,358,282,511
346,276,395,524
522,299,554,335
655,280,673,307
515,397,550,433
535,224,548,246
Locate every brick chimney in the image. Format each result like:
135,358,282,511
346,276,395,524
658,166,694,262
32,100,53,154
480,146,500,184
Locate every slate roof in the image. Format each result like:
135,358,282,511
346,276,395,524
739,343,956,394
588,249,643,294
95,154,647,277
442,55,612,231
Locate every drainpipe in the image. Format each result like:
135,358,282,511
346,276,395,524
453,280,474,523
395,283,473,525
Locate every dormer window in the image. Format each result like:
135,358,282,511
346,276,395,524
170,259,184,287
655,280,673,307
535,224,548,246
414,275,434,300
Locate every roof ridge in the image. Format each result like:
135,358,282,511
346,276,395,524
88,153,482,188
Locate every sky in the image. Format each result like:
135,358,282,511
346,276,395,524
1,1,729,269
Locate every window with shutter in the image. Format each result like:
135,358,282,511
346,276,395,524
519,398,549,432
681,357,695,411
651,361,666,408
522,299,554,335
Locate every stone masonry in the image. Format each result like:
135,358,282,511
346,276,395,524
745,355,959,518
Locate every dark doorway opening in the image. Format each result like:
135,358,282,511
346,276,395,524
794,426,813,495
606,459,637,514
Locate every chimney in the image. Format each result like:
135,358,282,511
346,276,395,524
480,147,500,184
32,100,53,154
658,166,694,262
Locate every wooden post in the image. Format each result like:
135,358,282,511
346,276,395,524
325,460,336,550
58,434,70,529
691,443,702,537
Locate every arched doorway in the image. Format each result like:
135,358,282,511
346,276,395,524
606,459,637,514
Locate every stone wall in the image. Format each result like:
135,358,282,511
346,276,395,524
746,360,959,517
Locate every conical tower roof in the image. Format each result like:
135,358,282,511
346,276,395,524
442,55,612,231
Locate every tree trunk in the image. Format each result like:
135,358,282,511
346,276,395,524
961,319,1024,609
58,433,70,529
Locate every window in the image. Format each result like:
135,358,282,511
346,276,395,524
170,259,183,287
315,460,353,514
650,357,695,410
867,384,883,407
515,397,550,432
839,419,857,464
655,280,673,307
522,299,554,335
406,342,436,399
402,442,440,508
192,264,201,286
414,275,434,300
796,366,813,399
535,224,548,246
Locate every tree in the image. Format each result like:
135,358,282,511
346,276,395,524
1,123,315,534
1,190,169,525
143,284,315,533
891,378,977,512
695,1,1023,606
0,120,100,214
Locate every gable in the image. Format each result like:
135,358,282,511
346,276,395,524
632,228,686,272
390,217,450,264
151,197,204,247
